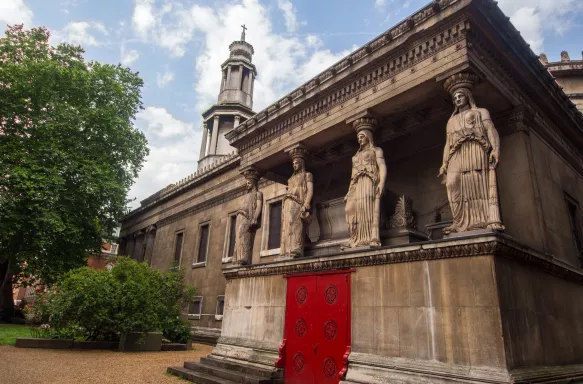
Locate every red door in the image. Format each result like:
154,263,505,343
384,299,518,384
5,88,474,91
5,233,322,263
282,270,352,384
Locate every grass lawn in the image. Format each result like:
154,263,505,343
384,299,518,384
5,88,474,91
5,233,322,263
0,324,30,345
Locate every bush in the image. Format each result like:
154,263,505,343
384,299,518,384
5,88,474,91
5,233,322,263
48,257,196,341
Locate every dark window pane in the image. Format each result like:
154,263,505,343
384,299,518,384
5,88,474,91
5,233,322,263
174,233,184,263
567,199,583,267
268,201,282,249
188,299,201,315
217,296,225,315
228,215,237,257
198,225,210,263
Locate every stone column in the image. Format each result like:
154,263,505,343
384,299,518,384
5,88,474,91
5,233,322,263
199,122,208,159
226,66,232,89
234,115,240,129
209,115,220,155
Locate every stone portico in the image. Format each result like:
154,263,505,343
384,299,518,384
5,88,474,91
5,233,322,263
121,0,583,382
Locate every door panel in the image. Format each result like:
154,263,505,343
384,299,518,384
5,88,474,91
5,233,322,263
283,271,351,384
314,273,349,384
284,276,317,384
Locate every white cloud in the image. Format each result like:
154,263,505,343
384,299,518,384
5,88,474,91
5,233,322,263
277,0,302,33
0,0,33,30
497,0,583,53
132,0,156,39
136,106,190,138
156,68,175,88
129,106,201,208
374,0,387,8
52,21,108,46
121,48,140,66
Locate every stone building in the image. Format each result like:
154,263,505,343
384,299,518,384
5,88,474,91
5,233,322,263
120,0,583,382
540,50,583,113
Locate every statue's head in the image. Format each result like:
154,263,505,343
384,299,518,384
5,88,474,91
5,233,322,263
292,157,305,172
453,90,469,108
357,129,374,149
245,178,257,191
451,88,476,113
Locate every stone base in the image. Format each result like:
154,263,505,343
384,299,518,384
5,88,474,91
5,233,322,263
343,353,583,384
305,237,349,257
444,228,497,239
191,326,221,346
381,228,428,246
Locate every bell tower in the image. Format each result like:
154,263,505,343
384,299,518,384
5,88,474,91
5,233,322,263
198,25,257,169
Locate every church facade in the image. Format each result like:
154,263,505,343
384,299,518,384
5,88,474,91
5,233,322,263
120,0,583,382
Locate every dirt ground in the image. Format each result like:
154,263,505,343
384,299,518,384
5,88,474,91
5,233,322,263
0,343,214,383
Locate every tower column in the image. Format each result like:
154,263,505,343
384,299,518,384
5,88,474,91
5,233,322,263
226,66,232,90
247,72,254,94
209,115,220,155
199,122,208,159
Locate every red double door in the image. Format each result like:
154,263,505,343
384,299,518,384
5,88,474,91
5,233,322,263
283,271,351,384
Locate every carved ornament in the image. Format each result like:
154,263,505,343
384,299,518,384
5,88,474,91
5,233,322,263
389,195,417,229
443,72,479,94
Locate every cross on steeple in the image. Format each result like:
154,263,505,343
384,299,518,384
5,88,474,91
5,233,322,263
241,24,247,41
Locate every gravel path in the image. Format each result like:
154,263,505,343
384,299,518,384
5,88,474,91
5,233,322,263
0,343,214,383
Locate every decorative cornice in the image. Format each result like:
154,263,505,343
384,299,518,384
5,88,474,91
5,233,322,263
227,17,469,154
222,235,583,286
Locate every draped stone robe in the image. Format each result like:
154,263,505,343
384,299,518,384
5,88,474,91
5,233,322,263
345,146,382,247
443,108,502,233
281,171,312,258
234,189,262,264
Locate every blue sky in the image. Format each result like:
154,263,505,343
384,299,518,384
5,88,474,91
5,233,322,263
2,0,583,208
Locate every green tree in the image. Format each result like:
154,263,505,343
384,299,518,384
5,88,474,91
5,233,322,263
48,258,196,342
0,25,149,321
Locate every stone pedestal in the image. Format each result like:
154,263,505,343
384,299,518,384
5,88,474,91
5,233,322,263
381,228,428,246
196,235,583,383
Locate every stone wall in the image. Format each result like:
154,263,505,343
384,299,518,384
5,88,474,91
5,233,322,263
495,256,583,369
351,256,506,369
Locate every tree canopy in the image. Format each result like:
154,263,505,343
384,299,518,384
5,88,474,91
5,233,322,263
0,25,149,286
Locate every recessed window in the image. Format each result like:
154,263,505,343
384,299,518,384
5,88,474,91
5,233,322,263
566,195,583,267
188,296,203,320
268,201,282,250
216,295,225,320
227,214,237,258
197,224,210,264
174,232,184,265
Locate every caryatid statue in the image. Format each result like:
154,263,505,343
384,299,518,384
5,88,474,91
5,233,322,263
344,117,387,248
234,167,263,265
438,73,504,234
280,145,313,258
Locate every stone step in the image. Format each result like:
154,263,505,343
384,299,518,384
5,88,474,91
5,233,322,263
184,361,272,384
200,356,283,379
167,366,239,384
191,335,219,346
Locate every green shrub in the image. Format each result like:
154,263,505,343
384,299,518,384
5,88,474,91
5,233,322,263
48,257,196,341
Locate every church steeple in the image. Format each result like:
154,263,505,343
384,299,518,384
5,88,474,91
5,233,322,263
217,25,257,109
198,28,257,168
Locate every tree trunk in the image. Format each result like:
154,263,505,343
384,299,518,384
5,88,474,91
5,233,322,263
0,261,14,323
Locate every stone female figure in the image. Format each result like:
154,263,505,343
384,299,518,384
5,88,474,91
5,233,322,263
344,119,387,248
438,77,504,234
234,171,263,265
281,151,313,258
